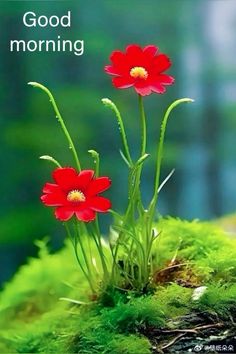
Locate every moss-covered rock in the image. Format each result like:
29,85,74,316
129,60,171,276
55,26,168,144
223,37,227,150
1,218,236,353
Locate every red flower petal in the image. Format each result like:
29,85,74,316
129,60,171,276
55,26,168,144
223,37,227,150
76,170,94,190
156,74,175,85
55,206,74,221
104,65,120,76
134,85,152,96
152,54,172,73
41,191,66,206
112,76,134,89
89,196,111,212
108,50,128,74
87,177,111,196
126,44,143,57
110,50,126,65
75,208,96,222
42,183,59,194
126,44,146,67
143,45,158,57
53,167,77,190
150,82,166,94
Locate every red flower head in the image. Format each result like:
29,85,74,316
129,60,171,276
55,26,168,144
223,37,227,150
41,168,111,222
105,44,174,96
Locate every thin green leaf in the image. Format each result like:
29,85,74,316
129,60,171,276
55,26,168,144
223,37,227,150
88,149,100,176
39,155,62,167
119,149,132,168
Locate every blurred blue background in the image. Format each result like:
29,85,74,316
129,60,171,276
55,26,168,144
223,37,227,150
0,0,236,286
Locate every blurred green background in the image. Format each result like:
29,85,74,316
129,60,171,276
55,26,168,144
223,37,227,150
0,0,236,286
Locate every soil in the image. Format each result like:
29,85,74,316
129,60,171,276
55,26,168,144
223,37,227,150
141,312,236,353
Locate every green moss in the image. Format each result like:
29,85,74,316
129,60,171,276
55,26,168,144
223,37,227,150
193,283,236,318
153,284,192,318
195,247,236,283
100,296,165,333
0,341,15,354
0,239,88,328
71,325,151,354
107,334,151,354
3,309,72,353
98,285,191,333
1,217,236,353
155,218,233,264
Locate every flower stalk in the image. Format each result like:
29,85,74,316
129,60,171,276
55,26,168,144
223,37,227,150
148,98,194,223
28,82,81,171
138,95,147,157
102,98,133,167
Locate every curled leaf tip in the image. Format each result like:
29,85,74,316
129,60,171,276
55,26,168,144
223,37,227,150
88,149,99,157
101,98,115,109
101,98,112,104
181,98,194,103
178,97,194,103
28,81,38,86
39,155,52,160
28,82,48,92
39,155,61,167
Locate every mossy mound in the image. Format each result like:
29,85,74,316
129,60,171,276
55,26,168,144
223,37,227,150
0,218,236,353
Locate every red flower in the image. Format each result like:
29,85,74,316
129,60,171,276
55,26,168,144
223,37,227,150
105,44,174,96
41,168,111,222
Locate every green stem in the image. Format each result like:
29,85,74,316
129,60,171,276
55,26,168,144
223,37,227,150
28,82,81,171
102,98,133,167
131,95,147,213
111,96,148,283
64,223,95,293
138,95,147,157
111,158,146,282
88,149,100,176
109,209,123,220
148,98,194,217
92,220,109,278
75,221,93,278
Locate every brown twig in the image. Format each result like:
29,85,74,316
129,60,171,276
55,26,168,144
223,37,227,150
194,322,223,331
155,262,192,274
229,314,236,326
160,322,223,351
162,328,198,334
161,333,186,350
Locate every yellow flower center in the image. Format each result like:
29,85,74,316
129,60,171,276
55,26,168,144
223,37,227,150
67,190,86,203
130,66,148,80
